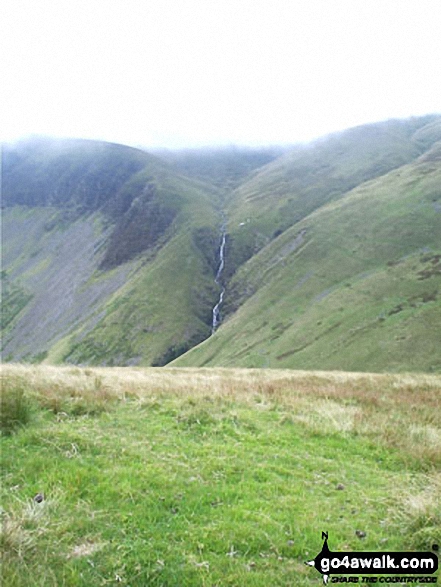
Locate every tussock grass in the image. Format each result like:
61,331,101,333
2,364,440,465
0,377,34,435
1,366,124,426
1,492,57,558
395,473,441,550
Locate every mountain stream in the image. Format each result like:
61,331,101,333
211,223,226,334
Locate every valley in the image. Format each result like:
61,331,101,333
2,115,441,372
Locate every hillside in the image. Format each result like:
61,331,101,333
221,115,441,275
174,120,441,372
2,115,441,371
1,138,222,365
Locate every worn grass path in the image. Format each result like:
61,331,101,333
1,365,440,585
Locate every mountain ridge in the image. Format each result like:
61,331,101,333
2,114,441,371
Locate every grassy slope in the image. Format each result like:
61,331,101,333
223,116,441,276
1,365,440,586
174,137,441,372
2,141,223,365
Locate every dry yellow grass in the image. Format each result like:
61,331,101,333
2,363,440,399
2,363,440,465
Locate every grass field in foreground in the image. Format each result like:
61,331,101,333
1,365,440,586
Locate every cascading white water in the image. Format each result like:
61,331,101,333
211,229,226,333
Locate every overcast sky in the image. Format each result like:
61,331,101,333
2,0,441,149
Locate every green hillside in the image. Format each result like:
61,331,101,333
174,117,441,372
2,138,208,268
176,117,441,371
223,115,441,275
2,115,441,371
1,139,222,365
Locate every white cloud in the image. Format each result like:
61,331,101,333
1,0,440,148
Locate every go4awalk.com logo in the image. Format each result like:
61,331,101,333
305,532,438,584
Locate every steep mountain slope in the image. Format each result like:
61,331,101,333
173,131,441,372
2,115,441,371
223,115,441,276
2,138,222,364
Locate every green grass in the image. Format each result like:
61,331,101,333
0,377,34,435
1,365,440,585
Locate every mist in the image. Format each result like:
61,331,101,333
2,0,441,149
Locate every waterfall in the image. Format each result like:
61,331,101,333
211,227,226,334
